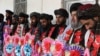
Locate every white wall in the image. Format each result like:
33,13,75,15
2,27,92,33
27,0,43,14
27,0,62,14
27,0,62,24
42,0,62,24
0,0,14,15
42,0,62,14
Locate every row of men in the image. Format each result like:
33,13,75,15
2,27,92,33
0,3,100,56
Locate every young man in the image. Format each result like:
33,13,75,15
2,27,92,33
10,15,19,35
5,10,13,25
29,12,40,35
4,10,13,37
89,4,100,56
38,13,55,41
15,12,29,37
51,8,69,39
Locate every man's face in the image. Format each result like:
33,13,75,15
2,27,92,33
6,13,9,17
80,19,95,30
19,17,24,23
40,19,48,28
71,11,78,28
56,15,65,25
30,17,37,25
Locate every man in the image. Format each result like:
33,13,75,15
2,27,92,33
3,10,13,37
15,12,29,37
0,13,5,55
68,3,83,44
5,10,13,25
72,4,97,49
51,8,69,39
88,4,100,56
10,15,19,35
38,13,54,41
70,3,82,29
29,12,40,35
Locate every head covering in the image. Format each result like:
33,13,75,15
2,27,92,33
19,12,29,18
30,12,40,19
12,15,19,22
6,10,13,15
40,13,50,20
77,4,95,20
48,15,53,20
13,15,19,19
54,8,69,18
70,3,82,13
78,4,93,11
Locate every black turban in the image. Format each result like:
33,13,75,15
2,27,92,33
6,10,13,15
54,8,69,18
12,14,19,20
40,13,50,20
48,15,53,20
70,3,82,13
19,12,29,18
30,12,40,19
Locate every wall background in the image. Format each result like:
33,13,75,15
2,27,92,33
0,0,99,23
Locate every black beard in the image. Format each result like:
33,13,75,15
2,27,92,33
6,16,12,20
31,23,37,27
19,21,25,24
41,24,50,31
12,22,17,25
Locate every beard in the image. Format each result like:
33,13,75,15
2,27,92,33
71,21,78,28
31,22,37,27
71,21,82,29
56,20,66,26
12,22,16,25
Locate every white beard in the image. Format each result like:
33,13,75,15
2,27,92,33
71,21,78,28
71,21,82,30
